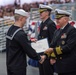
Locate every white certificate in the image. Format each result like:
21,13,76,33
31,38,49,53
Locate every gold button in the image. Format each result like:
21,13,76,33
60,57,62,59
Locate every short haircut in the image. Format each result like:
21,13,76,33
14,14,22,21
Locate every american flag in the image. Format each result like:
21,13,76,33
28,21,41,39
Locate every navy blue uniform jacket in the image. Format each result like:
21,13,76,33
6,25,40,70
50,23,76,73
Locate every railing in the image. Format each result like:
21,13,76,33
30,3,76,21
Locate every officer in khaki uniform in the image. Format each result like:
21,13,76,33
38,4,56,75
45,9,76,75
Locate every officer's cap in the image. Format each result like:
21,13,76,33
55,9,71,19
39,4,52,13
15,9,29,17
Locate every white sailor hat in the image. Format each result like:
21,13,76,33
55,9,71,19
39,4,52,13
15,9,29,17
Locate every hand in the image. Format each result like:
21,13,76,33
44,48,53,54
50,59,56,65
39,55,46,64
31,38,37,42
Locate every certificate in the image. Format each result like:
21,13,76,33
31,38,49,53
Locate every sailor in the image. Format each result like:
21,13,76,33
6,9,45,75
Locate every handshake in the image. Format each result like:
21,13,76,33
39,48,54,64
39,55,46,64
31,38,54,64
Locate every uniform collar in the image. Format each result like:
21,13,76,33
42,17,50,23
60,23,68,30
